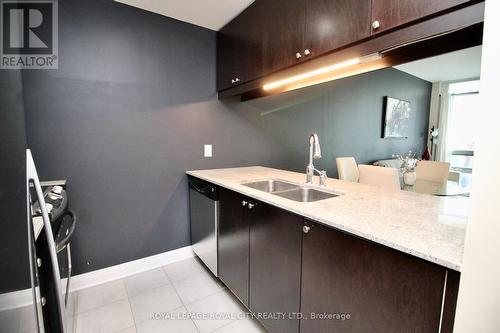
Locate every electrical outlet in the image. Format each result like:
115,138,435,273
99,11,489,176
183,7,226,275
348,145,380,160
204,144,212,157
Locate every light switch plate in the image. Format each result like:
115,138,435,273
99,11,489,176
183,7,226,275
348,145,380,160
204,144,212,157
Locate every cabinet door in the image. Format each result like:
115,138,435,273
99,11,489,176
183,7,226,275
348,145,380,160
217,2,264,91
249,202,302,333
218,189,250,306
371,0,470,33
216,28,236,91
300,221,446,333
304,0,371,58
261,0,306,76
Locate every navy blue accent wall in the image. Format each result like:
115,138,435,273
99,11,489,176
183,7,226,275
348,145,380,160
0,70,29,292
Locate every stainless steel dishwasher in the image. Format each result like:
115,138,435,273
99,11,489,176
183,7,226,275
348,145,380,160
189,176,218,276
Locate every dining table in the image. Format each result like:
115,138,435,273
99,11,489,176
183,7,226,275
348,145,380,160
403,180,470,196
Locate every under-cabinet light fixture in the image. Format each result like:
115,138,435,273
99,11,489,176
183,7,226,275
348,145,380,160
262,53,382,91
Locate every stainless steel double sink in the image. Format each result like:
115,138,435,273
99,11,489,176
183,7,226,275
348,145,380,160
241,179,341,203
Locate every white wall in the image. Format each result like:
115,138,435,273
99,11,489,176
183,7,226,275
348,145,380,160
453,0,500,332
427,82,448,161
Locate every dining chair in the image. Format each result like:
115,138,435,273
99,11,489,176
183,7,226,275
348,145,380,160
358,164,401,191
416,160,450,183
336,157,359,182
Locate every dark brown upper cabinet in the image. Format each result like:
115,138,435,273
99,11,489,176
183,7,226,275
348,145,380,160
371,0,471,33
217,0,482,94
219,0,371,89
304,0,372,58
217,2,264,91
216,29,236,92
261,0,306,76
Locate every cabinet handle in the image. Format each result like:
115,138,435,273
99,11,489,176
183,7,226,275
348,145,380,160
303,225,311,234
372,20,380,30
248,203,255,209
295,52,302,59
304,49,311,56
242,200,248,207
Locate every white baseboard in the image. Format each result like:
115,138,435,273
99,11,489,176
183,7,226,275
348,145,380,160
0,245,194,311
0,289,33,312
68,245,194,292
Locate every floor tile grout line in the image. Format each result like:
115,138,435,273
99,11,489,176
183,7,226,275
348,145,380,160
74,260,230,332
162,266,176,288
73,258,198,302
130,294,185,326
132,302,187,326
167,274,186,306
163,267,210,284
165,267,235,333
112,324,136,333
75,296,135,333
110,267,173,333
191,318,202,333
75,279,129,314
76,266,172,309
124,277,171,299
208,319,237,333
179,285,228,308
123,274,133,300
164,264,227,308
125,295,137,333
124,266,172,297
183,288,248,333
74,296,130,317
77,270,173,303
133,303,201,333
127,279,175,301
165,271,202,332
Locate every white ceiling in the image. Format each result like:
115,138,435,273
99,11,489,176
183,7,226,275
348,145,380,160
394,46,482,82
114,0,254,31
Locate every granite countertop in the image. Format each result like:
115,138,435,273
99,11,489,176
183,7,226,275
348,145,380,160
187,166,469,271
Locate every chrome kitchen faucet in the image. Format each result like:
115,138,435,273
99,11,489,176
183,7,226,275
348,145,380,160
306,133,327,187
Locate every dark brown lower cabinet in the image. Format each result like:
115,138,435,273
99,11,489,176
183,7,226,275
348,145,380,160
218,188,250,306
300,221,451,333
217,187,459,333
249,202,303,333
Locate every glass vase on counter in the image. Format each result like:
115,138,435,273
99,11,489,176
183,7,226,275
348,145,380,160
403,170,417,186
393,151,418,186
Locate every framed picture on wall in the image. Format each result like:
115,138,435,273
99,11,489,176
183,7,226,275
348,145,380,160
382,96,411,138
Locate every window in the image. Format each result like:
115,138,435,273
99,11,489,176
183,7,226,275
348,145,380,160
445,80,479,187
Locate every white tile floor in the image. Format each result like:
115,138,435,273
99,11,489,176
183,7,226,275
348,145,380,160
1,257,268,333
